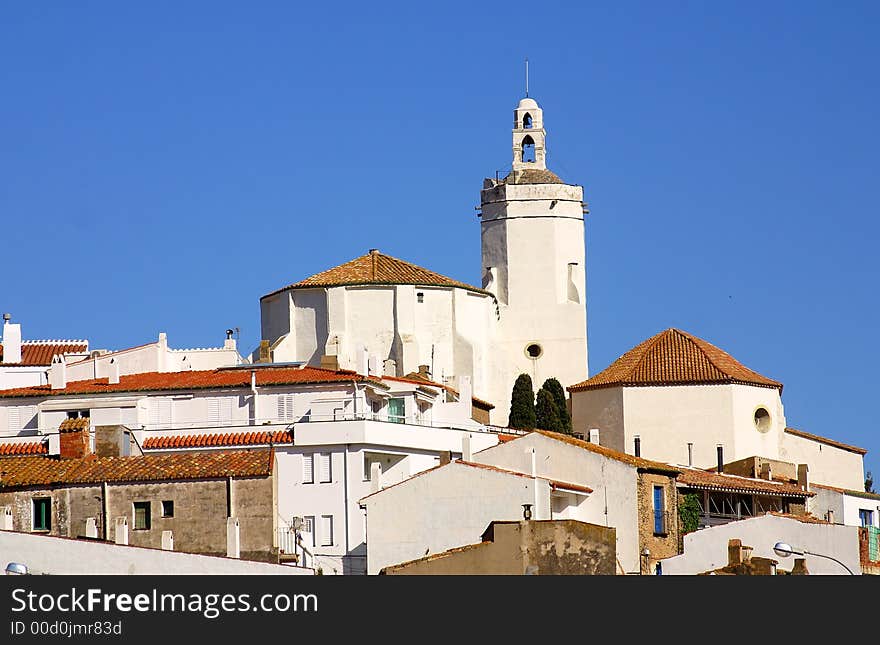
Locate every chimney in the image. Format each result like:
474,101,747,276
418,364,431,379
59,418,91,460
634,436,641,458
1,315,22,364
108,357,119,384
797,464,809,492
727,539,744,565
826,510,835,524
258,340,272,363
439,450,451,466
382,358,396,377
716,445,724,473
224,329,237,350
321,354,340,371
85,517,98,539
368,354,381,376
760,461,773,481
790,558,809,575
370,461,383,493
589,428,599,444
687,442,693,467
356,347,369,376
462,434,472,462
49,354,67,389
227,517,241,558
114,517,129,545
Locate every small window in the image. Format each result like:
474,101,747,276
32,497,51,531
653,486,666,535
320,515,334,547
417,292,424,303
525,343,542,359
133,502,151,530
66,409,90,419
387,398,405,424
161,500,174,518
859,509,875,528
303,453,314,484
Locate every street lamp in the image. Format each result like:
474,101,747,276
5,562,28,575
772,541,855,575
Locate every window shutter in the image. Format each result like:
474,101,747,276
303,454,314,484
208,398,220,425
277,395,294,421
220,397,233,424
319,453,332,483
303,516,315,547
320,515,333,546
8,407,21,431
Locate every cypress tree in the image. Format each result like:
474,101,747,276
541,377,572,434
508,373,536,430
535,387,563,433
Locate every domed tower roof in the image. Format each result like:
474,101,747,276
568,328,782,392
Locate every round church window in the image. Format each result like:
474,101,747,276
754,407,771,433
525,343,543,359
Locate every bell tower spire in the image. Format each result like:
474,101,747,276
512,97,546,171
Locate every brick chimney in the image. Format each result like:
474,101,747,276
439,450,451,466
59,418,91,459
258,340,272,363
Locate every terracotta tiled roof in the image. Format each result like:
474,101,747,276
0,365,373,398
0,448,273,488
568,328,782,392
784,427,867,455
810,482,880,501
59,417,89,432
0,441,48,457
502,168,565,184
766,511,829,524
676,467,813,497
262,249,489,299
393,373,496,410
532,430,682,475
0,341,88,366
143,430,293,450
381,541,493,572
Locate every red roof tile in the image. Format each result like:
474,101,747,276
0,342,88,366
262,249,489,299
568,328,782,392
143,430,294,450
677,467,813,497
0,448,273,488
784,427,867,455
59,417,89,432
0,441,48,457
809,482,880,501
0,365,374,398
532,430,682,474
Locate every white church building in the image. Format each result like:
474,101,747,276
259,97,589,426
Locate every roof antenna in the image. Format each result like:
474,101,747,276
525,57,529,97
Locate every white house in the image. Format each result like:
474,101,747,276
810,482,880,528
0,314,89,390
360,429,681,575
659,513,862,575
569,327,867,491
0,362,503,575
259,96,589,426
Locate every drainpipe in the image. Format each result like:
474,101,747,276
529,447,539,518
343,445,350,559
351,381,359,420
251,370,258,425
101,482,109,541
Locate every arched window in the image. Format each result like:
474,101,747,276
523,113,533,129
521,135,535,163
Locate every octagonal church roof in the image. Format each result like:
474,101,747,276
568,328,782,393
262,249,490,299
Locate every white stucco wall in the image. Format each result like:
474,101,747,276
471,433,641,573
0,529,311,575
660,514,861,575
780,431,865,491
361,462,552,575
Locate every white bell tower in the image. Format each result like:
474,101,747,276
480,96,589,426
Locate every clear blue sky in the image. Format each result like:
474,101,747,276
2,2,877,481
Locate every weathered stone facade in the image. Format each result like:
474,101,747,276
636,470,681,574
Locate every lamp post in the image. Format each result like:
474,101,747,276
772,541,855,575
5,562,28,575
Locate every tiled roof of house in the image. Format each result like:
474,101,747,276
0,448,273,488
810,482,880,501
532,430,682,475
392,372,496,410
676,467,813,497
784,427,867,455
0,365,373,398
0,341,89,367
261,249,489,299
502,168,565,184
0,441,48,457
143,430,294,450
568,328,782,392
381,541,493,573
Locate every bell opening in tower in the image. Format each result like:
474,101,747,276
521,135,535,163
